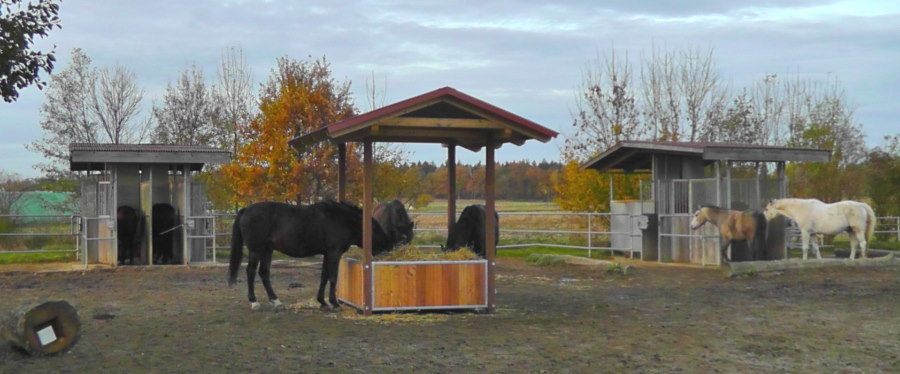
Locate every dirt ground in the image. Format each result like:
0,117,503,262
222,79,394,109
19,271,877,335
1,258,898,373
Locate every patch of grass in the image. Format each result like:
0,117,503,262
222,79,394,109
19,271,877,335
832,239,900,251
499,246,613,260
415,199,559,213
525,253,567,266
0,251,76,265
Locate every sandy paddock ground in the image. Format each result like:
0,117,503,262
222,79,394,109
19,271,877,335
0,257,898,372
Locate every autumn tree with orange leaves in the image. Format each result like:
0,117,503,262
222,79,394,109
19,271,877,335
221,56,356,205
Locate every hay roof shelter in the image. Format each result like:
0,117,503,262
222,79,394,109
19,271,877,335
69,143,230,266
291,86,557,314
581,141,830,265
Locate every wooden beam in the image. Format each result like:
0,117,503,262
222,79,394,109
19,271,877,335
362,140,374,316
443,99,548,141
484,138,496,313
379,117,502,129
337,143,346,202
447,144,456,234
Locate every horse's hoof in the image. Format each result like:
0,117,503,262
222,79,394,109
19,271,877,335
271,299,283,309
250,302,261,311
319,304,331,312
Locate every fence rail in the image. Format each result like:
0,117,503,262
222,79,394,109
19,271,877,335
0,215,81,261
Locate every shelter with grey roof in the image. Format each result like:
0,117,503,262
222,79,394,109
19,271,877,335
583,141,830,265
69,143,230,266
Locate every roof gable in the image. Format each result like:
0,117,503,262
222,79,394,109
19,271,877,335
290,87,557,151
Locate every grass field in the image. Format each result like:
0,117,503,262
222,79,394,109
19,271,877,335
415,199,559,213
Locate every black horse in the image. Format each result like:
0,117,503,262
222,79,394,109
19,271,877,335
374,200,415,246
116,205,143,265
152,203,177,264
444,204,499,257
228,201,393,311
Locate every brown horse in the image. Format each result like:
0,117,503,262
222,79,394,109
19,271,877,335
690,206,767,263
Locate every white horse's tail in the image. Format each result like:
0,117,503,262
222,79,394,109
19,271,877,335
863,203,876,242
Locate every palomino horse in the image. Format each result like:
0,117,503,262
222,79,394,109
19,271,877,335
764,198,875,260
690,206,767,263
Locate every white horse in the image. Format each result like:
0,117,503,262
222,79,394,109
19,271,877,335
763,198,876,260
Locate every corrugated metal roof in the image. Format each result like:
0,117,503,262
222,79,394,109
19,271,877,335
69,143,227,153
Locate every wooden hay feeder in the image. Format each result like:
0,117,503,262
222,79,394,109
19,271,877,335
337,257,488,311
2,300,81,356
291,87,557,314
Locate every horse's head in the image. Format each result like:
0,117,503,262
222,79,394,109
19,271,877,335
763,200,780,220
690,207,710,230
396,221,415,245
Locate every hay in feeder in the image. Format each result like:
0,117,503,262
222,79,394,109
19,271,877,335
344,244,480,261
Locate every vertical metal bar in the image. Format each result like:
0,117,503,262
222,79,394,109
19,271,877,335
337,143,347,202
362,139,374,316
755,162,762,209
587,213,592,258
212,215,217,264
608,173,614,204
82,218,88,269
183,166,191,265
485,140,497,313
447,144,456,235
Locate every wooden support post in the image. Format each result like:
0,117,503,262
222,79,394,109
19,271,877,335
725,161,732,209
362,140,374,316
484,140,497,313
337,143,347,202
776,162,785,198
447,144,456,234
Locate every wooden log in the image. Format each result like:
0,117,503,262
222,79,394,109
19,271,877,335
725,253,897,277
2,300,81,356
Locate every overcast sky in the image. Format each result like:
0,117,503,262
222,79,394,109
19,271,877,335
3,0,898,177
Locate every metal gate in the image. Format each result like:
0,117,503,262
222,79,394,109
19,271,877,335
185,178,216,263
80,171,117,266
657,178,720,265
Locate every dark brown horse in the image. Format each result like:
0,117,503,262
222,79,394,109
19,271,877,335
444,204,499,257
228,201,393,311
690,206,767,263
374,200,415,246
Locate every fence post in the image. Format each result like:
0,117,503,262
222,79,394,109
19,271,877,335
587,213,593,258
212,216,217,264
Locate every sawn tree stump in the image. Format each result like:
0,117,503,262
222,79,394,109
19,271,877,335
1,300,81,356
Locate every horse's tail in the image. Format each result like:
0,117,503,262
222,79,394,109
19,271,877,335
863,203,876,242
752,211,768,260
228,208,246,286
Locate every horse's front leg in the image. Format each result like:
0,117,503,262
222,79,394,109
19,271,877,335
325,250,342,311
316,255,330,310
800,230,810,260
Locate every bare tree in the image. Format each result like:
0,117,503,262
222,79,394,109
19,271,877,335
91,65,147,144
639,45,727,142
211,46,253,155
566,49,646,160
29,48,149,176
152,65,217,146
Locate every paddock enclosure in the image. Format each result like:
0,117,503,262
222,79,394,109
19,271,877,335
69,144,230,266
583,141,831,265
2,258,898,372
290,87,558,313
